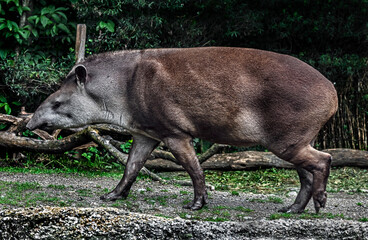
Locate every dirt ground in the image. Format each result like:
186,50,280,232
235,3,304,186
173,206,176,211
0,171,367,222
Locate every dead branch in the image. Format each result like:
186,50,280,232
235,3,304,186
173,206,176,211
198,143,227,164
32,129,55,140
0,113,23,125
0,130,90,153
151,149,177,163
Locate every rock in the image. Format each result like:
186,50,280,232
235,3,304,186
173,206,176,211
0,207,367,239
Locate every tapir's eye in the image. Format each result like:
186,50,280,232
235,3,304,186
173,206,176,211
52,101,62,110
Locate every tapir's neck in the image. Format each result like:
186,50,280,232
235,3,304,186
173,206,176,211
92,100,132,129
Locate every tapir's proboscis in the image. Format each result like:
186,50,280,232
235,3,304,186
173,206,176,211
27,47,338,213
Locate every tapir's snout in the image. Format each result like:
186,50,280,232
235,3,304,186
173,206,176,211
26,111,49,131
26,117,38,131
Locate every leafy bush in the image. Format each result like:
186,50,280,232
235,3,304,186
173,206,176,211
0,94,20,130
0,0,75,58
0,0,75,107
0,51,74,109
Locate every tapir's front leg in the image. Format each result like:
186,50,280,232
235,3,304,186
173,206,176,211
100,134,159,201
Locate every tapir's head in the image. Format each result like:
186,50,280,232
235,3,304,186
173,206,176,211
27,64,101,131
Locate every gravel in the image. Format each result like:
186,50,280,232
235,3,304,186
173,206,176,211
0,171,367,239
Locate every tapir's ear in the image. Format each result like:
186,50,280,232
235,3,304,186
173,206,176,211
75,65,87,85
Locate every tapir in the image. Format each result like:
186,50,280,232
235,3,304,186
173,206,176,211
27,47,338,213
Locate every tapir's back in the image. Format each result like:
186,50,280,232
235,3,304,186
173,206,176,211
127,47,337,150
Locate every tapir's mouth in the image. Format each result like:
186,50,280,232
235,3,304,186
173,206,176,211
38,122,52,131
26,121,53,132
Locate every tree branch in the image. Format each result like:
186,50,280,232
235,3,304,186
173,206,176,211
151,149,178,163
87,128,166,183
198,143,226,164
0,130,90,153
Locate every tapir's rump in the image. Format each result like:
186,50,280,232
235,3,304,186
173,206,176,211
27,47,338,213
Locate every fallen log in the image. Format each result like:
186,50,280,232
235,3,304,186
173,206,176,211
145,149,368,171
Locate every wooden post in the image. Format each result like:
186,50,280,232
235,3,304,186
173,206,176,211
75,24,87,63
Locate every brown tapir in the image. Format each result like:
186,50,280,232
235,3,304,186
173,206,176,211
26,47,338,213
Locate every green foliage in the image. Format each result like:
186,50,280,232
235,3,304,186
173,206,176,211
0,0,32,50
0,0,75,107
0,94,20,115
2,146,122,172
0,94,20,130
120,139,132,154
1,51,74,108
0,0,74,57
79,146,119,170
27,5,72,40
97,20,115,33
193,138,214,154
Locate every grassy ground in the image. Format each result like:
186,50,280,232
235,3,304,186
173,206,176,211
0,164,366,222
0,165,367,194
172,167,368,194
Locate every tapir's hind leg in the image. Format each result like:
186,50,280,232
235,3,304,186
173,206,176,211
278,145,332,213
164,137,208,210
278,167,313,213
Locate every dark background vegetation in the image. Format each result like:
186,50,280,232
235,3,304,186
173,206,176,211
0,0,367,154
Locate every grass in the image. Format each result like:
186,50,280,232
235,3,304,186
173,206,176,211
144,196,169,206
77,189,93,197
231,190,240,196
0,180,72,207
178,205,253,222
204,168,299,194
111,199,137,210
47,184,67,190
327,167,368,192
204,167,368,194
0,166,125,178
269,212,346,220
0,164,366,195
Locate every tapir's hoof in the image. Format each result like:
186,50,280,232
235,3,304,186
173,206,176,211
313,191,327,213
278,204,305,214
183,195,208,210
183,201,204,211
100,192,126,201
